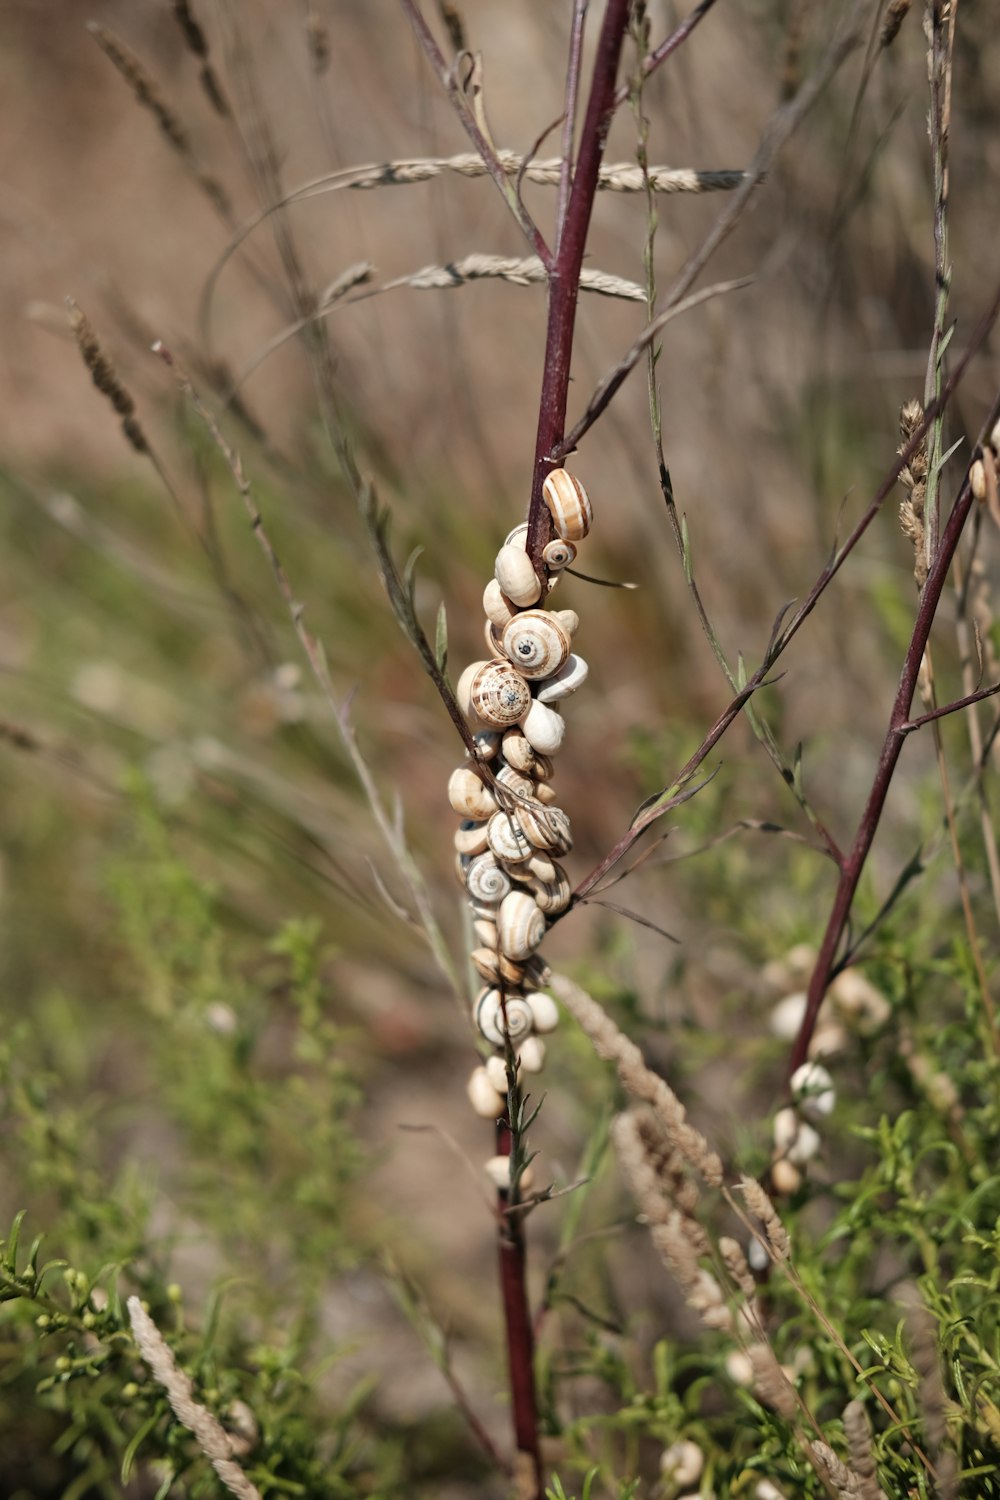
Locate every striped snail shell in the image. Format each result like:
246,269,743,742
467,1066,506,1119
454,819,490,856
500,729,536,774
495,544,541,607
501,610,571,680
497,890,546,959
526,990,560,1033
522,953,552,988
542,469,593,541
536,653,588,703
519,698,565,755
526,851,558,883
542,538,577,570
469,660,532,728
487,811,533,864
466,853,512,905
484,618,505,658
533,780,557,805
524,865,572,914
483,578,516,630
516,802,572,854
475,988,534,1046
516,1036,546,1073
448,766,498,821
504,522,529,549
470,946,526,986
532,752,555,783
495,763,535,800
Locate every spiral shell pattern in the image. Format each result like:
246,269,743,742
450,471,596,1137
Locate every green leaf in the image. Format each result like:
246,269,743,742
121,1413,160,1484
434,600,448,674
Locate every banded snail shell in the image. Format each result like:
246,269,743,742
519,698,565,755
500,729,535,774
497,890,546,960
454,819,490,856
466,853,512,905
526,851,558,883
536,653,588,703
526,990,560,1033
501,610,571,680
484,619,505,658
542,469,593,541
495,763,535,800
483,578,516,630
517,802,572,854
516,1036,546,1073
525,865,572,914
469,660,532,728
456,659,491,718
542,538,577,570
495,544,541,607
532,752,555,783
504,522,529,549
475,988,534,1046
467,1066,506,1120
522,953,552,988
487,811,532,864
470,946,526,986
448,766,498,821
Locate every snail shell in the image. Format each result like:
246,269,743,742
448,766,498,821
516,1036,546,1073
475,988,534,1045
497,890,546,960
526,990,560,1033
487,811,533,864
467,1066,506,1120
551,609,579,639
542,538,577,570
485,1054,511,1092
495,544,541,607
483,1155,535,1192
533,781,557,805
532,752,555,783
454,819,490,856
495,763,535,799
466,854,512,905
504,522,529,549
471,730,501,760
524,865,572,914
501,610,571,680
470,946,526,986
522,953,552,988
456,659,491,719
516,802,572,854
536,653,588,703
526,851,557,883
484,619,506,658
519,698,566,755
542,469,593,541
483,579,516,630
469,660,532,728
500,729,536,774
473,917,498,947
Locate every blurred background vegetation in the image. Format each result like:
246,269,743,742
1,2,999,1496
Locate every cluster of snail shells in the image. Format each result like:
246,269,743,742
452,470,593,1140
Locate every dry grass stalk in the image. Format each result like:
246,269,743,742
127,1297,262,1500
304,5,330,74
719,1235,756,1300
809,1439,864,1497
843,1400,888,1500
170,0,231,115
550,974,723,1186
66,298,148,455
900,1286,959,1500
748,1343,798,1420
881,0,912,48
334,152,744,195
737,1177,791,1262
898,398,928,587
396,254,646,302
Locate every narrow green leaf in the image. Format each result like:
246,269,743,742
434,600,448,673
121,1413,160,1484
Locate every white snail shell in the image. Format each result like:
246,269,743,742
500,729,536,773
542,469,593,541
524,866,572,914
504,522,529,549
536,653,588,703
468,660,532,728
526,990,560,1033
495,544,541,607
790,1062,836,1120
448,766,498,821
500,610,571,680
485,1054,511,1092
473,917,498,948
519,698,565,755
497,890,546,960
471,730,500,760
516,1036,546,1073
483,578,516,630
456,659,491,718
542,538,577,570
487,811,533,864
551,609,579,639
454,820,490,856
484,619,505,658
467,1066,506,1119
516,802,572,854
475,988,534,1045
466,853,512,905
484,1154,535,1192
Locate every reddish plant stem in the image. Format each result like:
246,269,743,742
525,0,632,577
495,1120,541,1491
789,473,983,1075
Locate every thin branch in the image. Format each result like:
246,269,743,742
900,682,1000,735
556,1,588,249
613,0,722,106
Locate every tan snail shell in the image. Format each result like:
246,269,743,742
471,730,501,760
494,763,535,800
551,609,579,639
526,851,558,883
497,890,546,959
516,1036,546,1073
536,653,588,703
470,946,526,986
524,865,572,914
448,766,498,821
483,578,516,630
542,469,593,541
542,538,577,570
474,987,534,1045
473,917,498,948
487,811,533,864
465,853,512,905
500,729,536,774
495,544,541,607
484,619,505,658
533,781,557,805
532,752,555,783
519,698,565,755
526,990,560,1033
516,802,572,854
454,820,490,856
500,610,571,680
468,660,532,728
467,1066,506,1120
456,660,490,718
